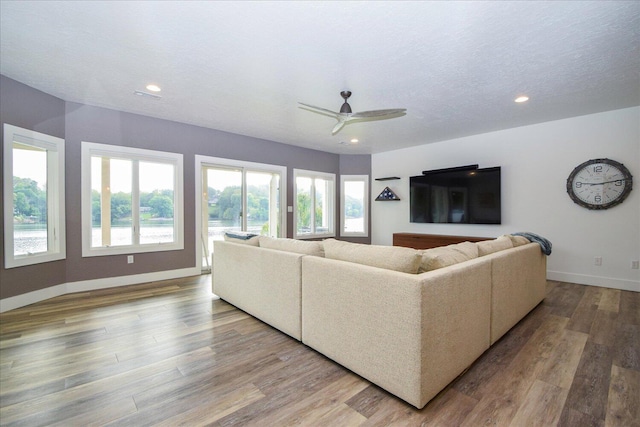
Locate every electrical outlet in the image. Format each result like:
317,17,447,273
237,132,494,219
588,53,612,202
632,260,639,270
594,256,602,266
127,255,134,264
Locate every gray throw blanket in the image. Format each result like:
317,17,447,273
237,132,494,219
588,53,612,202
512,232,552,255
224,231,258,240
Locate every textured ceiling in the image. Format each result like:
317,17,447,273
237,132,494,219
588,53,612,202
1,1,639,154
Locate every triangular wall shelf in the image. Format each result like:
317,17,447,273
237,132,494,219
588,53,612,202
375,186,401,201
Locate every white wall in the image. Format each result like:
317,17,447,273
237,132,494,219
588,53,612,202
372,107,639,291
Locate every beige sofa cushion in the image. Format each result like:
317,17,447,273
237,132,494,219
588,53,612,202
259,236,325,257
323,238,422,274
503,234,530,247
420,241,479,272
477,235,513,256
223,232,259,246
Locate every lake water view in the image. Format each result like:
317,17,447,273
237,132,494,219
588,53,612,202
14,217,362,258
12,219,266,256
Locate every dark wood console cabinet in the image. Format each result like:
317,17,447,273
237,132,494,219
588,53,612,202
393,233,490,250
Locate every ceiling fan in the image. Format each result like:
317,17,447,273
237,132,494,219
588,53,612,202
299,91,407,135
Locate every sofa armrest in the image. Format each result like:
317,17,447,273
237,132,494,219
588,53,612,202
301,256,491,408
213,240,304,340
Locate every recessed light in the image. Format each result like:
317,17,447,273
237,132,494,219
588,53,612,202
514,95,529,103
350,138,359,144
146,84,161,92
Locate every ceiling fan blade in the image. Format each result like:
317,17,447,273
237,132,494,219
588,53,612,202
332,120,347,135
351,108,407,118
298,102,340,118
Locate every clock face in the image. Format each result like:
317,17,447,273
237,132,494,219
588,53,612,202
567,158,633,210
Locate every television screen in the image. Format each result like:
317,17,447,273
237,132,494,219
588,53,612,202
410,166,501,224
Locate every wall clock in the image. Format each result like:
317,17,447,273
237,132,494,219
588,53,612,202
566,158,633,210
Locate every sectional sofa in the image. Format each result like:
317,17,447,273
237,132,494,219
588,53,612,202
212,234,547,409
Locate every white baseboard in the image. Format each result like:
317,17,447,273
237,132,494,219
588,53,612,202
0,267,202,313
547,271,640,292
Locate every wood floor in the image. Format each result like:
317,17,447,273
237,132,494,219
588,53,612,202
1,276,638,426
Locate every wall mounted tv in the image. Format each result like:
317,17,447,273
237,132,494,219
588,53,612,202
410,165,501,224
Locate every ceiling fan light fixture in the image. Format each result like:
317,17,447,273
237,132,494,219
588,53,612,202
146,84,161,92
339,91,353,113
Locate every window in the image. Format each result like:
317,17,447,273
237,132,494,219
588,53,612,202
3,124,66,268
195,156,286,271
340,175,369,237
81,142,183,257
294,169,335,239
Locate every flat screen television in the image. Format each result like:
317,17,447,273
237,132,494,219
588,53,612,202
410,165,501,224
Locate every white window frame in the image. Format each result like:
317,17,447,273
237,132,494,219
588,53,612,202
81,142,184,257
293,169,336,239
340,175,369,237
3,124,66,268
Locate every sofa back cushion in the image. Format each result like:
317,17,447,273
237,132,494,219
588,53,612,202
259,236,325,257
477,235,514,256
323,238,422,274
503,234,530,247
420,241,479,272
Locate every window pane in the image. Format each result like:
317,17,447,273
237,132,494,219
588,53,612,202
139,162,175,245
344,180,365,233
206,168,243,243
12,144,48,255
315,178,328,233
246,171,279,237
296,176,312,235
91,157,132,247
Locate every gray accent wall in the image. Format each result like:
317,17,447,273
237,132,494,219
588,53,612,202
0,75,67,298
1,75,371,300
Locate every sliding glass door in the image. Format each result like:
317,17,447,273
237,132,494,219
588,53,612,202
198,158,285,271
